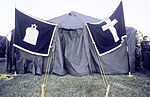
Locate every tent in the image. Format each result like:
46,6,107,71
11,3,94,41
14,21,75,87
0,35,8,58
7,11,137,75
48,11,137,75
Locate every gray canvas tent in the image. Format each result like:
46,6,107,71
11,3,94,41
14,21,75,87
0,35,8,58
8,11,137,75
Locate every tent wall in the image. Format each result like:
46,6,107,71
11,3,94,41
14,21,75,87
8,26,137,75
15,49,47,75
126,27,136,72
94,41,129,74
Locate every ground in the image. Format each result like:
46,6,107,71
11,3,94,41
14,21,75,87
0,60,150,97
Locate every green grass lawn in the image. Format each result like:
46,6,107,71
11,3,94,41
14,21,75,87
0,72,150,97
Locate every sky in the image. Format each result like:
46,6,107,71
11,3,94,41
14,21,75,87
0,0,150,38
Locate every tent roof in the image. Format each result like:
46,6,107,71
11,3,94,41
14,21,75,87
48,11,100,29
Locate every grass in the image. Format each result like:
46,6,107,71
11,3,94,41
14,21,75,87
0,73,150,97
0,60,150,97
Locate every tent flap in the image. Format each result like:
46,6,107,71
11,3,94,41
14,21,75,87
52,28,99,76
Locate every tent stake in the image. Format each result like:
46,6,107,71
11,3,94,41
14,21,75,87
127,72,133,77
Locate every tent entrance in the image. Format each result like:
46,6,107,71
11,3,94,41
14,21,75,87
52,28,100,76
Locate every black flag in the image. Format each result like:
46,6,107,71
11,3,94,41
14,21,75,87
86,1,126,56
14,9,57,56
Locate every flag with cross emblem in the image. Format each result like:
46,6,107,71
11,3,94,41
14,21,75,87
14,9,57,56
86,1,126,56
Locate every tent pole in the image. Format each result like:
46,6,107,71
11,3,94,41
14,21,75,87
5,39,8,72
125,38,133,77
5,31,11,72
11,30,15,73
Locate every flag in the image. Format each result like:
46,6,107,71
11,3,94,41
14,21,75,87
14,9,57,56
86,1,126,56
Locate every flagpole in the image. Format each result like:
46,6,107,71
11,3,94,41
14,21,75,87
41,26,58,97
85,24,110,97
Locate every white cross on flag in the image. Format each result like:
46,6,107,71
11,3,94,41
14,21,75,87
102,19,119,42
86,1,126,56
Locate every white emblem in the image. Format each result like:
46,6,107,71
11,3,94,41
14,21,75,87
102,18,119,42
23,24,39,45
